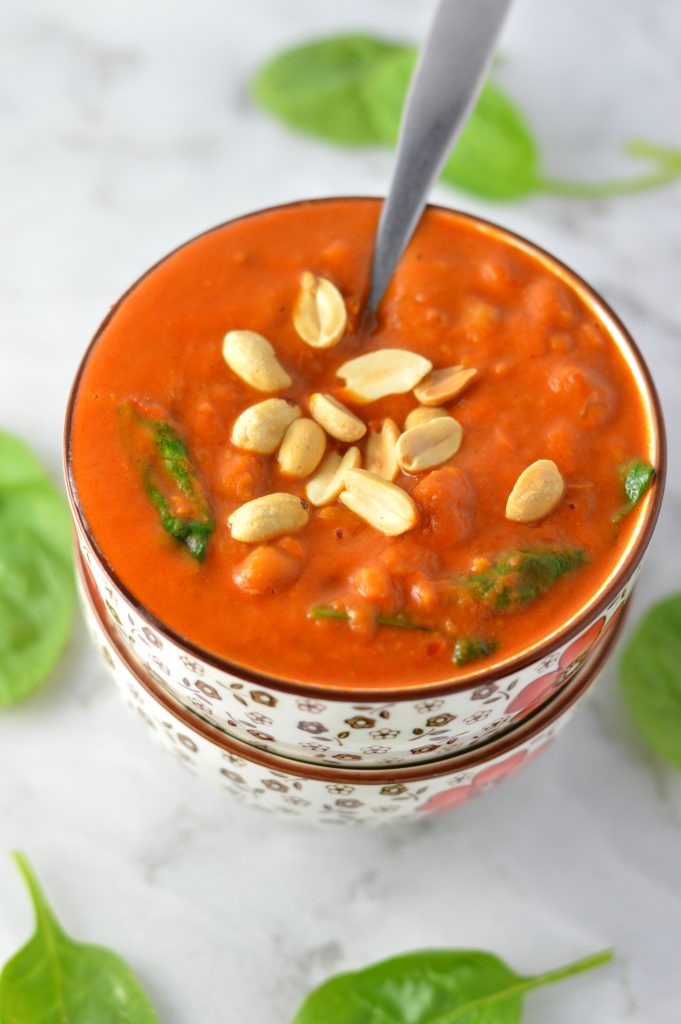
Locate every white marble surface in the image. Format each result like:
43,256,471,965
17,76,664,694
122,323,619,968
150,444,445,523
1,0,681,1020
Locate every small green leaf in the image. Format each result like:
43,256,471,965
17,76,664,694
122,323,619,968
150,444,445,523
613,459,655,522
456,547,587,610
453,636,498,667
118,402,214,561
0,431,76,707
291,947,613,1024
252,34,412,144
620,594,681,770
0,853,159,1024
309,605,432,632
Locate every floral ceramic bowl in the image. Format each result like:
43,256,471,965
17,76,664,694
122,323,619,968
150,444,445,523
77,550,626,826
64,205,664,769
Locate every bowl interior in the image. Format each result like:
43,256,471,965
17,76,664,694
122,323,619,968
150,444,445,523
64,198,663,701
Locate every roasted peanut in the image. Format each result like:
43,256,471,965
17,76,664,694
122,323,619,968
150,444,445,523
339,468,419,536
228,492,309,542
365,418,400,481
277,418,326,478
396,417,463,474
231,398,300,453
404,406,448,430
293,272,347,349
309,392,366,442
306,446,361,507
505,459,565,522
223,330,291,392
414,365,477,406
337,349,432,403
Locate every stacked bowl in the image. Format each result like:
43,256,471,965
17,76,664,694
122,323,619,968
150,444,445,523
76,550,630,825
64,202,664,826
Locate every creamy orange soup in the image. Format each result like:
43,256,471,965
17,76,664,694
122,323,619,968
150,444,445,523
69,199,656,687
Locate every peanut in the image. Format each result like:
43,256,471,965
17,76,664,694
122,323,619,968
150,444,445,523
231,398,300,454
365,418,400,481
337,348,432,403
414,365,477,406
309,392,366,442
293,272,347,349
223,330,291,393
339,468,419,536
277,418,326,478
505,459,565,522
228,493,309,542
404,406,448,430
306,447,361,507
396,417,463,474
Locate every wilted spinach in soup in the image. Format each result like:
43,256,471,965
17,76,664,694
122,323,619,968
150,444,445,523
69,200,655,687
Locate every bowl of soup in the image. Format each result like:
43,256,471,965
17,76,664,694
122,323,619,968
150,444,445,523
64,199,664,766
76,547,627,826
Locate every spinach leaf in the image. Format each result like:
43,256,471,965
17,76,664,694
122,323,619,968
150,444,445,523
365,50,541,199
310,607,497,665
309,605,432,632
253,34,681,202
0,853,159,1024
455,547,587,610
0,431,75,707
453,636,498,667
252,34,411,144
613,459,655,522
291,948,612,1024
542,140,681,198
443,83,540,199
620,594,681,770
118,402,214,560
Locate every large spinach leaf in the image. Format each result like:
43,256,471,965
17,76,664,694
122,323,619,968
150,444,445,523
620,594,681,770
253,34,681,201
0,431,75,707
292,947,612,1023
0,853,159,1023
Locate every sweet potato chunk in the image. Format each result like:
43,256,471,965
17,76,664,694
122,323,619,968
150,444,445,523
412,467,476,545
233,545,301,595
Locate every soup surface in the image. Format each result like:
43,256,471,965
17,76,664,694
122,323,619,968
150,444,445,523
69,199,655,688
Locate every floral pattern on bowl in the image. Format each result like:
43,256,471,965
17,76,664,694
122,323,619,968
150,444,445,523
77,552,626,827
74,520,635,768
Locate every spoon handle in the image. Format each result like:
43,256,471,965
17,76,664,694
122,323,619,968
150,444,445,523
368,0,513,311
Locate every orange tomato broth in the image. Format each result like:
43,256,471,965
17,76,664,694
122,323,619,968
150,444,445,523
69,199,654,689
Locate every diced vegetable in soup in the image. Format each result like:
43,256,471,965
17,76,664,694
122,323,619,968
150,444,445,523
69,200,655,688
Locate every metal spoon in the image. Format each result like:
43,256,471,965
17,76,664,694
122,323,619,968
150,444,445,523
367,0,513,312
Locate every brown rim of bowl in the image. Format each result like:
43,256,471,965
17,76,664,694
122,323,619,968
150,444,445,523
78,547,627,785
63,196,665,702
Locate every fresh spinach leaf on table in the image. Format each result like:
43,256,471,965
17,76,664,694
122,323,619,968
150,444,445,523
291,947,613,1023
620,593,681,770
252,34,412,144
253,34,681,201
0,853,159,1024
0,431,75,707
363,48,541,200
